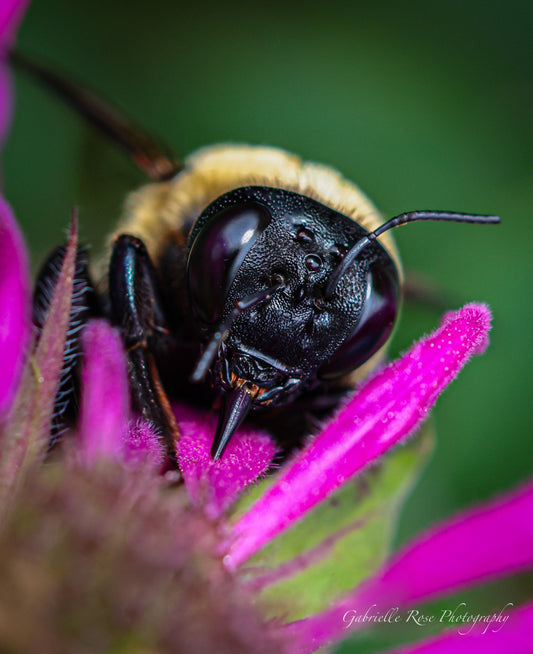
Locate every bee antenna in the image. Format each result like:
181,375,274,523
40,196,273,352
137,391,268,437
325,210,500,299
190,281,284,383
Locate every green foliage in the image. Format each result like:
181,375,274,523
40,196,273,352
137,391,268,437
242,425,434,621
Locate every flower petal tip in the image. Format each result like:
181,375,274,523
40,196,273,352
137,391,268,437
78,319,130,464
441,303,492,356
0,197,31,417
123,418,165,469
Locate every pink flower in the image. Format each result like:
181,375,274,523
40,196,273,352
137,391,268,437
1,200,531,652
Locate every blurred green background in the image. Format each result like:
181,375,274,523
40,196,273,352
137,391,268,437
3,0,532,651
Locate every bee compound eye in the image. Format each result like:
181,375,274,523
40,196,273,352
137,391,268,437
187,202,272,325
318,261,400,380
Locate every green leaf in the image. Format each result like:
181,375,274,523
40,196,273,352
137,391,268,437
239,423,435,622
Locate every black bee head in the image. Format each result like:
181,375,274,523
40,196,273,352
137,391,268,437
187,186,400,458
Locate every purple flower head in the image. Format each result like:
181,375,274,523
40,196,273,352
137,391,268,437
1,8,532,651
3,197,530,652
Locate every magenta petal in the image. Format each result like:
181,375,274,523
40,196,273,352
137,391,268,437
122,418,164,469
382,602,533,654
223,304,492,569
359,481,533,605
285,480,533,653
176,403,277,520
0,197,30,418
0,0,30,45
78,319,130,464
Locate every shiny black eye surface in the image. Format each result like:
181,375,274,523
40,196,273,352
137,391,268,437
187,202,272,324
318,261,399,380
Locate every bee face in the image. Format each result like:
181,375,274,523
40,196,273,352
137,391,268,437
187,185,399,408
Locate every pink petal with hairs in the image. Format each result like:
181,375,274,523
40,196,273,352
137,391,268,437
123,418,165,469
224,304,492,569
176,403,277,520
0,197,30,417
78,319,130,464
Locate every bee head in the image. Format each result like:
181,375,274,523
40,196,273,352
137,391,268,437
186,186,401,458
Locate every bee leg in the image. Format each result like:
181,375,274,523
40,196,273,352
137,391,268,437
33,244,100,450
109,234,180,469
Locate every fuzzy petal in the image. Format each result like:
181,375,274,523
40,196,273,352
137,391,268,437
30,215,78,440
78,319,130,464
0,197,30,417
2,212,77,438
0,214,76,515
224,304,492,569
383,602,533,654
176,403,277,520
122,418,165,469
285,480,533,653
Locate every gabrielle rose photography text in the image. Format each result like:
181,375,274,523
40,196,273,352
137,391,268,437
342,602,514,635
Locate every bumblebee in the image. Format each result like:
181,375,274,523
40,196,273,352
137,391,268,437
17,54,499,467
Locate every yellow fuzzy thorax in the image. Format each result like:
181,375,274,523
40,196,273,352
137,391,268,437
110,143,401,272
